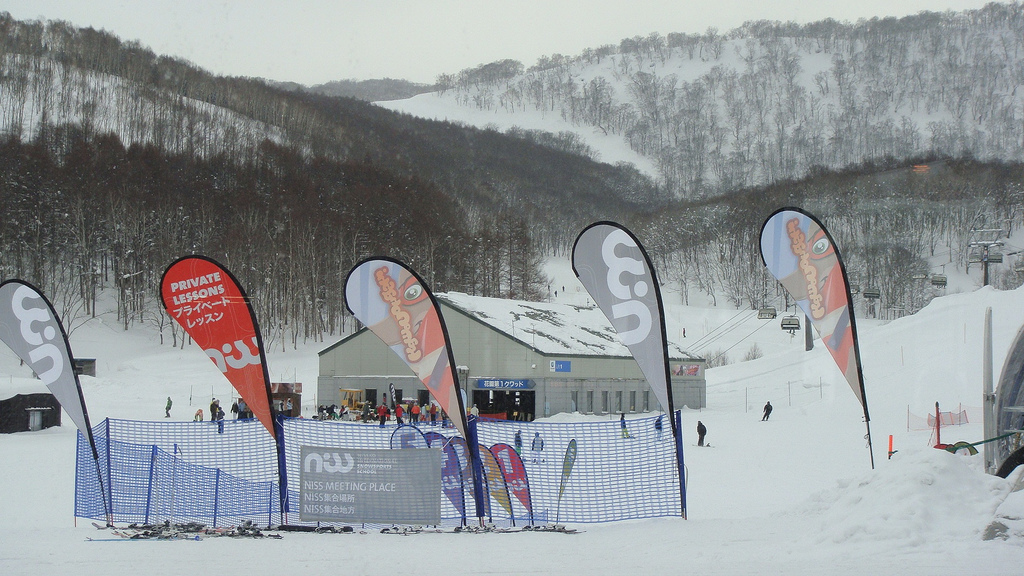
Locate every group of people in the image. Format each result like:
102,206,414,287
376,400,441,427
316,404,346,420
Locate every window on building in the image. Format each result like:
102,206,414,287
586,390,594,413
643,390,650,411
615,391,623,412
570,391,578,412
601,391,609,413
629,391,636,412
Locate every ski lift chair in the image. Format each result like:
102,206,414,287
930,274,947,288
780,315,800,333
757,307,777,320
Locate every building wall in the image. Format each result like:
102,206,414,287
318,302,705,417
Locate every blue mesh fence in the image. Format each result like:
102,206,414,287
76,414,683,527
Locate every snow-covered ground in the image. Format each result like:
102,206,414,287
2,264,1024,575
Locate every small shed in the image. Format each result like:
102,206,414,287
73,358,96,377
0,393,62,433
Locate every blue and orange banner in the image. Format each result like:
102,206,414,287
345,258,468,439
425,432,467,520
760,207,874,467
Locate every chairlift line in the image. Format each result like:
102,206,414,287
687,308,755,353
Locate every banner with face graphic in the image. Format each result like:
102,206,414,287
572,222,674,417
160,256,276,438
761,208,874,468
345,258,468,439
759,208,868,413
0,280,93,443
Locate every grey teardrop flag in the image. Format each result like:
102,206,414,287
572,222,673,414
0,280,92,437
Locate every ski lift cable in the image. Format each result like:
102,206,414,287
702,316,776,366
690,310,760,354
686,308,751,351
687,309,754,352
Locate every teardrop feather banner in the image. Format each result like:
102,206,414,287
760,207,875,468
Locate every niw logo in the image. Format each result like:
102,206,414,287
304,452,355,474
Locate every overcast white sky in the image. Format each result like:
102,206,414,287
1,1,997,85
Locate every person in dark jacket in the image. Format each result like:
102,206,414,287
165,396,172,418
696,420,707,446
762,401,773,421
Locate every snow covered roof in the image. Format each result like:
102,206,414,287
436,292,697,360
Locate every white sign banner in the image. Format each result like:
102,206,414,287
299,446,441,524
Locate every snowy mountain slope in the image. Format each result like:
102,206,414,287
0,54,289,157
380,6,1024,198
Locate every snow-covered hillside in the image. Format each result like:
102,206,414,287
1,262,1023,574
380,5,1024,198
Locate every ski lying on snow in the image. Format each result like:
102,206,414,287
379,524,581,535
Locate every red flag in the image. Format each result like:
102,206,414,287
490,443,533,521
160,256,275,438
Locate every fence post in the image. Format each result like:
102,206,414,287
104,418,113,519
268,482,274,528
144,445,157,524
213,468,221,528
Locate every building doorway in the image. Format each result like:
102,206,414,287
472,389,535,420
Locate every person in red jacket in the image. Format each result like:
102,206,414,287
395,403,404,425
377,403,388,428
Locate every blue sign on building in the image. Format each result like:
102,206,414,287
550,360,572,373
475,378,534,390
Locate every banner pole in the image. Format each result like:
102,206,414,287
865,419,876,469
274,412,289,525
674,410,687,519
465,416,487,525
